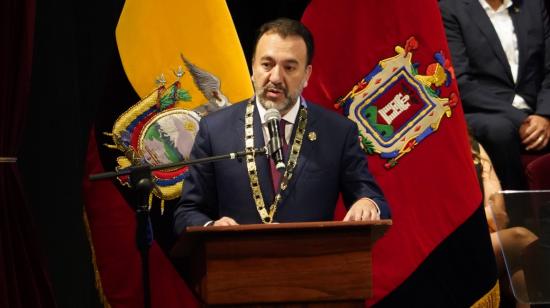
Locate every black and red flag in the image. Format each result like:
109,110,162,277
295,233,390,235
302,0,498,306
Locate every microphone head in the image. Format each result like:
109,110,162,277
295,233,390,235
264,108,281,122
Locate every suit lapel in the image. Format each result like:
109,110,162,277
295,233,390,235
466,0,514,82
236,100,275,206
253,101,275,203
278,103,317,204
509,1,528,83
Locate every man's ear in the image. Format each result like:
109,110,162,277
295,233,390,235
303,65,312,88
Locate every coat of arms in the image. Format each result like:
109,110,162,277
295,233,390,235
337,37,458,169
105,55,229,210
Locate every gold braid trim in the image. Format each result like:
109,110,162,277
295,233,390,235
470,280,500,308
83,207,112,308
111,86,162,141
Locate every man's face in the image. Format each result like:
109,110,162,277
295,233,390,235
251,32,312,115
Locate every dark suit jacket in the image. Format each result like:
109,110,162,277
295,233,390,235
173,98,389,234
439,0,550,127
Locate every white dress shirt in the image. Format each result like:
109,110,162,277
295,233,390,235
256,97,300,145
479,0,531,111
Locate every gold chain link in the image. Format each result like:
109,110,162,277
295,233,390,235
245,100,307,223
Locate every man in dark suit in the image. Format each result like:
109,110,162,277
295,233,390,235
439,0,550,189
173,18,389,234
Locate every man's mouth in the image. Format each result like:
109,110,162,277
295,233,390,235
264,86,285,99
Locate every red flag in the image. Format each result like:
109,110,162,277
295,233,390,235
82,130,198,308
302,0,497,305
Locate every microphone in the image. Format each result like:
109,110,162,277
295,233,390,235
264,108,285,171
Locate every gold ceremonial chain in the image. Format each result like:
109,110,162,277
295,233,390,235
245,100,307,223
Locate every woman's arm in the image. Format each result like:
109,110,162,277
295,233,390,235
480,145,508,231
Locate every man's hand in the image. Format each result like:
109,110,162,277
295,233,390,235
343,198,380,221
519,115,550,151
213,216,239,226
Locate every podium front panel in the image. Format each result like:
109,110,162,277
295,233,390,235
171,220,390,306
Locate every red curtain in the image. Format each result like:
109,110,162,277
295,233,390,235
0,0,56,307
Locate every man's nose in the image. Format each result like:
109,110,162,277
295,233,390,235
269,65,282,84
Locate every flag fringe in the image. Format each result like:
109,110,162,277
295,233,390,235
471,281,500,308
83,207,112,308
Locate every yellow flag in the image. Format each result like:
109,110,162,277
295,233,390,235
116,0,253,108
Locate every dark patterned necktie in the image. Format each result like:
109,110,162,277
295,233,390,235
270,119,288,193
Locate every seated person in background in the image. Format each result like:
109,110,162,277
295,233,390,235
440,0,550,190
173,18,390,233
471,136,538,307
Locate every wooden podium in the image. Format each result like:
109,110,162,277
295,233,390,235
171,220,391,307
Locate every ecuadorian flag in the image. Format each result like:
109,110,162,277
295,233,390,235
83,1,252,307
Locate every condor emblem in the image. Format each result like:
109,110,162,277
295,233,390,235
338,37,458,169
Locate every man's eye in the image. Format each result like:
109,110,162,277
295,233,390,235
261,63,272,69
285,66,296,72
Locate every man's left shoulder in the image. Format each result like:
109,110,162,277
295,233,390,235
307,101,356,128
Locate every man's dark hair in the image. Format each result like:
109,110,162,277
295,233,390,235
252,18,315,65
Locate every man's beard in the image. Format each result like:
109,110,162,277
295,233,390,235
254,81,304,114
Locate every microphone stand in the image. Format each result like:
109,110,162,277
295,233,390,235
88,147,267,308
